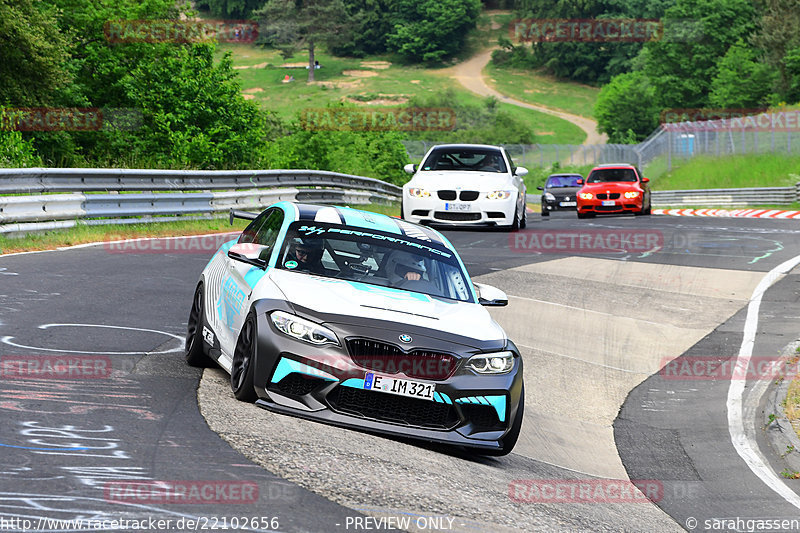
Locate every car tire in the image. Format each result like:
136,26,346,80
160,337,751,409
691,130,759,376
231,312,258,402
541,203,549,217
520,204,527,229
477,385,525,457
508,202,521,232
400,200,405,220
185,283,214,367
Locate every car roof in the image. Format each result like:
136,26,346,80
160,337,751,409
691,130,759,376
426,143,503,151
547,173,583,177
279,202,449,247
593,163,636,169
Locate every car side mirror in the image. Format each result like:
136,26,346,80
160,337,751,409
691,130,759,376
641,177,649,183
228,243,268,269
474,282,508,307
576,179,583,185
515,166,529,177
537,186,544,191
403,163,417,174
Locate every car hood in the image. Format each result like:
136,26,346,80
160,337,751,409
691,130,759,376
407,171,514,191
545,186,581,196
265,269,505,341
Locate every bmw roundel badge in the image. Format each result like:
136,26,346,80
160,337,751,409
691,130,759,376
399,334,412,343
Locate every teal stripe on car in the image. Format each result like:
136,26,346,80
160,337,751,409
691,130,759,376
456,395,507,422
270,358,337,384
337,206,402,234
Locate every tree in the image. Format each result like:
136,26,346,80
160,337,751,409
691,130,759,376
196,0,262,18
253,0,354,82
594,71,660,143
386,0,481,63
642,0,757,109
0,0,70,105
751,0,800,103
709,39,775,108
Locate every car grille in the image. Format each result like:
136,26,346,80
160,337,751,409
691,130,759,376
328,386,460,429
347,339,457,380
271,373,325,396
596,193,621,200
459,190,479,201
437,190,457,200
433,212,481,221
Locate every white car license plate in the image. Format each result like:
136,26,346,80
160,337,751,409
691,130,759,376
445,202,470,211
601,200,616,206
559,201,577,207
364,373,435,401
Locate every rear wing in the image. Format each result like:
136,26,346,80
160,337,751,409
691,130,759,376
229,209,258,225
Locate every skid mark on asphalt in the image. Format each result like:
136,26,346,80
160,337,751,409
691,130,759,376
1,323,184,355
475,257,765,480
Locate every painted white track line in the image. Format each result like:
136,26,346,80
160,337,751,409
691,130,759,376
727,253,800,509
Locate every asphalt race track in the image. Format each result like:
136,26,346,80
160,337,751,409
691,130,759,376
2,211,800,532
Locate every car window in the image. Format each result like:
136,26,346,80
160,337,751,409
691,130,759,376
586,168,637,183
546,175,582,188
277,222,474,303
239,208,283,249
503,149,516,174
421,148,507,173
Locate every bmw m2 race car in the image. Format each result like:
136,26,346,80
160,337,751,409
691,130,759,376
185,202,524,455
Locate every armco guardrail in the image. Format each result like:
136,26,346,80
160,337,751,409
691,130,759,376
651,184,799,207
0,168,401,234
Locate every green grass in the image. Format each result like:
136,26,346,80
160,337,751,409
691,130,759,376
219,42,585,144
647,154,800,190
0,202,400,255
462,10,513,58
484,63,600,119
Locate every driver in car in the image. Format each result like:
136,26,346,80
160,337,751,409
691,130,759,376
288,238,325,274
386,251,427,285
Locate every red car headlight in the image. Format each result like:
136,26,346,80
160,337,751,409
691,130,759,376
579,192,593,200
624,191,640,199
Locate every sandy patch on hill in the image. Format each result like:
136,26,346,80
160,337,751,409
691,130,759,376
359,61,391,69
242,88,264,94
343,70,378,78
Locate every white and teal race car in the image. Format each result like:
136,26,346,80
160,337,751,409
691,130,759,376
185,202,525,455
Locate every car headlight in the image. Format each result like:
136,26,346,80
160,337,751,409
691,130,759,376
486,190,512,200
270,311,339,345
579,192,593,200
544,192,556,201
624,191,640,199
408,188,431,198
466,351,514,374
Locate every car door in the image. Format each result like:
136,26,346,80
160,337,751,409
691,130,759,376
503,148,525,208
218,208,283,356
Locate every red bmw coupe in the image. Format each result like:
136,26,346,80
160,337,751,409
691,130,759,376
576,164,651,219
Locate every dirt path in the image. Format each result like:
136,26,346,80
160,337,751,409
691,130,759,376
447,49,607,146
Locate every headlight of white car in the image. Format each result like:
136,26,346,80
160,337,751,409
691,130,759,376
270,311,339,345
486,191,512,200
408,188,431,198
466,352,514,374
544,192,556,201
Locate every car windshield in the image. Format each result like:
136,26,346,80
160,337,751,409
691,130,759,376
420,147,507,173
546,175,582,188
277,222,474,303
586,168,638,183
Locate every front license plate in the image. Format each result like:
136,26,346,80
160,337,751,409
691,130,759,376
445,202,470,211
559,201,577,207
601,200,616,206
364,373,435,401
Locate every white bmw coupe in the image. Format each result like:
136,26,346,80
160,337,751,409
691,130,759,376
401,144,528,230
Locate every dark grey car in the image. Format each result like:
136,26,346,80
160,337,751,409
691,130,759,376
538,173,583,216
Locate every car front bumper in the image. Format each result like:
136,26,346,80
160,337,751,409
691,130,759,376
403,194,517,227
250,306,524,450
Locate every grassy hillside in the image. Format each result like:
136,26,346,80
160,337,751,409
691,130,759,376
646,154,800,190
218,44,586,145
